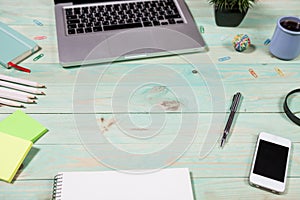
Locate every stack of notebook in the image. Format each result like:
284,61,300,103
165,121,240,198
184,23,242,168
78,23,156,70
0,110,48,183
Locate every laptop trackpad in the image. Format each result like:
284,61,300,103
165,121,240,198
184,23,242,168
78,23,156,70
81,34,111,62
107,29,156,59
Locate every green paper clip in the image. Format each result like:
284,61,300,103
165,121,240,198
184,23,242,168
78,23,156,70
200,26,205,33
33,53,44,61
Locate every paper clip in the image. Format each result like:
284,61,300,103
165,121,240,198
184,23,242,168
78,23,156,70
218,56,231,62
199,26,205,33
248,68,258,78
264,39,271,45
33,53,44,61
33,19,43,26
275,67,284,77
33,36,47,40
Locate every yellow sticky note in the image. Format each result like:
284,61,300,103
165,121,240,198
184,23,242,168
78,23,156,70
0,132,32,183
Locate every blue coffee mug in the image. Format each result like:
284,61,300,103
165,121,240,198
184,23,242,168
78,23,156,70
269,16,300,60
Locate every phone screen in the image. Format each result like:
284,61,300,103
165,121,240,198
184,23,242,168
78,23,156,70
253,139,289,182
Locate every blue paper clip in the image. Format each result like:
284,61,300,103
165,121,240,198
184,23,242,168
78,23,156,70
33,19,43,26
264,39,271,45
218,56,231,62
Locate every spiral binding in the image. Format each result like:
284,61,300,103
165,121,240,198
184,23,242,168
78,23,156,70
52,173,63,200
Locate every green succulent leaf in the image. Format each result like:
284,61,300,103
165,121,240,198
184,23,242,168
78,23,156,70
208,0,257,12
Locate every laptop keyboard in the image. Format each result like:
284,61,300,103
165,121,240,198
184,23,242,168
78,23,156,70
64,0,185,35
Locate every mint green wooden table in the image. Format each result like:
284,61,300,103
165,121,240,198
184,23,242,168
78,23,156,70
1,0,300,199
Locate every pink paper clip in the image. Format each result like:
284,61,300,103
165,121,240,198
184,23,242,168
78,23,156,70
33,36,47,40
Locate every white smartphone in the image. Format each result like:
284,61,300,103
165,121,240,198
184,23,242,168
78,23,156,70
249,132,291,193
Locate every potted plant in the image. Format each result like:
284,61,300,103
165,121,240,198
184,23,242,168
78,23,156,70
208,0,257,27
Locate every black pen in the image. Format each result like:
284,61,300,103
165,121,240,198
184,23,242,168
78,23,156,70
221,92,242,147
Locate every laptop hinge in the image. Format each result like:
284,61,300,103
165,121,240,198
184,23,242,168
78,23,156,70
54,0,116,5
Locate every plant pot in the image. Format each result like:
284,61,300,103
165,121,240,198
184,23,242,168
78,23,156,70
214,5,248,27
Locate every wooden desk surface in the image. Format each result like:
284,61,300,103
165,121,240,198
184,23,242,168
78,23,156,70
1,0,300,199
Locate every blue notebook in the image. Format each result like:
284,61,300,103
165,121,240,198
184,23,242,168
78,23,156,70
0,22,40,68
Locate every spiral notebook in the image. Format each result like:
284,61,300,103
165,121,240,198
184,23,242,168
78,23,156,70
52,168,194,200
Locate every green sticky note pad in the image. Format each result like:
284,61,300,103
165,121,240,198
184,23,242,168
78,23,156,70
0,110,48,143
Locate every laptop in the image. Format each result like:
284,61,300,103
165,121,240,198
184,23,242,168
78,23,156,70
54,0,206,67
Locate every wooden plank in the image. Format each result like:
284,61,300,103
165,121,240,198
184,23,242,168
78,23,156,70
0,180,53,200
1,178,300,200
0,113,299,145
192,177,300,199
0,62,300,113
2,62,300,85
0,85,297,113
4,141,298,179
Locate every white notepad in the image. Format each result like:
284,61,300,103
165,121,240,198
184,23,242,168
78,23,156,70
52,168,194,200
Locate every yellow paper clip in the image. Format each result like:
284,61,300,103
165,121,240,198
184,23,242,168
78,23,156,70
248,68,258,78
274,67,284,77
